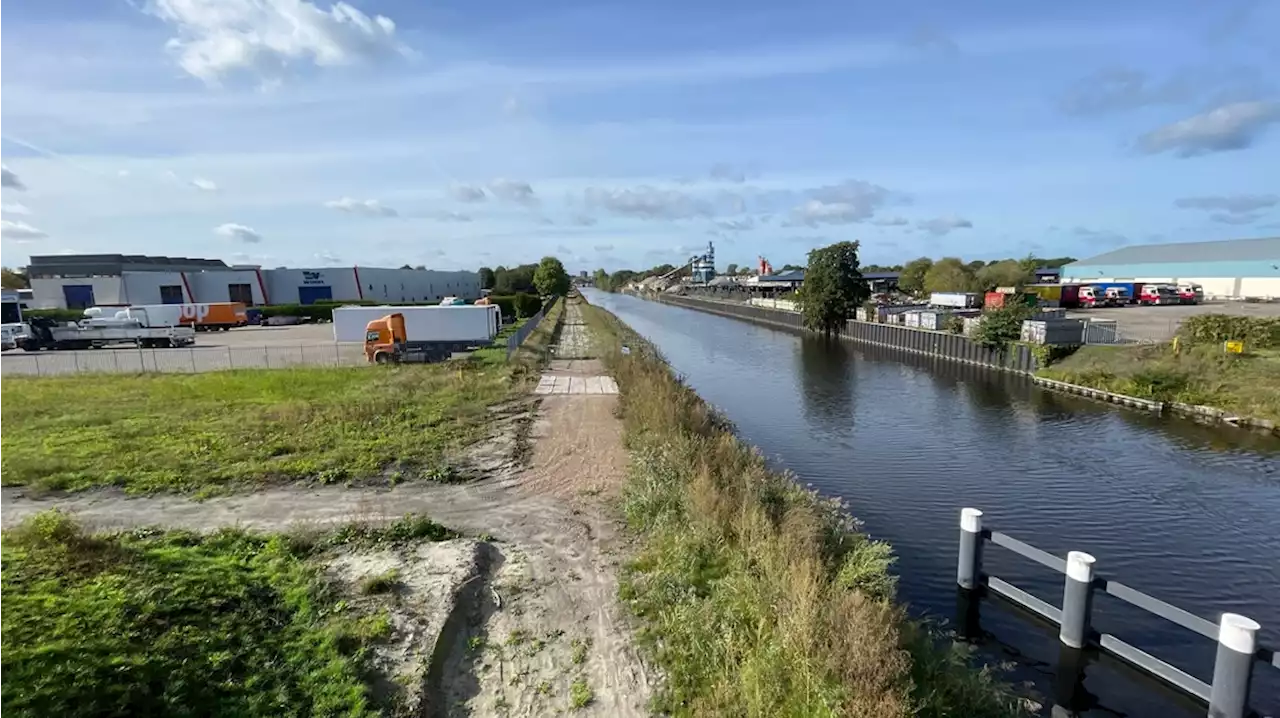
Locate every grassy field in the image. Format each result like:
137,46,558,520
0,510,455,718
578,297,1026,718
1,364,512,493
1039,343,1280,422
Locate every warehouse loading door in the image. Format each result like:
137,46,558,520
298,286,332,305
63,285,95,309
159,285,185,304
228,283,254,306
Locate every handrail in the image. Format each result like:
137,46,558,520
956,507,1273,718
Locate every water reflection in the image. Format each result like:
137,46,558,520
797,336,855,430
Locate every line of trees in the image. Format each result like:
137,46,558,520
896,255,1077,296
478,257,571,297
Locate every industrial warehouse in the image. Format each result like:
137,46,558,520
1060,236,1280,300
23,254,481,310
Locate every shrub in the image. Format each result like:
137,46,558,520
1179,314,1280,349
973,303,1036,349
484,295,518,320
513,292,543,319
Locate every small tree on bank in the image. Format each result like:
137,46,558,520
533,256,572,296
797,241,869,336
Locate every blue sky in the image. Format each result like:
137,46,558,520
2,0,1279,273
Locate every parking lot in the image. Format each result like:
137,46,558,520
1065,301,1280,342
1,323,365,376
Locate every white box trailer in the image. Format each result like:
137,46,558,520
332,305,500,344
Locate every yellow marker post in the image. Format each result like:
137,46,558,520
1225,341,1244,354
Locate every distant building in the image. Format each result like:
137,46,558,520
24,254,480,309
1060,237,1280,299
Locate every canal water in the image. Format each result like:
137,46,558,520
583,290,1280,717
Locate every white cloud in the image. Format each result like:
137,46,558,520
450,185,488,203
488,178,537,205
593,244,614,252
585,185,711,220
1174,194,1278,214
324,196,397,217
571,215,598,226
790,200,870,226
872,216,909,226
709,163,747,183
2,203,32,216
1,219,48,241
146,0,410,85
714,218,755,231
432,211,472,222
1137,101,1280,157
1209,213,1261,225
2,166,27,191
214,222,263,243
917,216,974,236
314,250,344,264
190,176,219,191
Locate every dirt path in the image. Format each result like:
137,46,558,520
1,298,653,717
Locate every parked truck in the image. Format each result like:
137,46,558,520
1089,282,1143,305
1026,283,1083,309
362,306,501,364
18,314,197,350
112,302,248,331
929,292,982,309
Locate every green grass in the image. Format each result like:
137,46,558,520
358,568,401,595
579,296,1027,718
1039,343,1280,423
1,511,401,718
568,678,593,709
0,364,512,494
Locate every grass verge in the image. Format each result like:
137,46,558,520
1,364,510,493
0,510,456,718
1038,343,1280,423
578,296,1027,717
2,298,564,495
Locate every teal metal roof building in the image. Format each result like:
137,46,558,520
1061,237,1280,299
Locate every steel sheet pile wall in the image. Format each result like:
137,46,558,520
654,294,1037,373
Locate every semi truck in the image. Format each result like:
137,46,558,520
334,305,500,343
18,314,196,350
105,302,248,331
362,307,500,364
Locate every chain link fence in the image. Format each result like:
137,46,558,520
505,305,548,359
1,344,368,376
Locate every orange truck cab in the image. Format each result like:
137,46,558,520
364,313,458,364
364,313,405,364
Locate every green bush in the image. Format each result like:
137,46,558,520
973,303,1037,349
485,295,518,320
1179,314,1280,349
513,292,542,319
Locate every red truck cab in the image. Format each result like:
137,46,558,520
1138,285,1177,305
1177,284,1203,304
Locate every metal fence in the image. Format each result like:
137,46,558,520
655,293,1038,373
956,508,1277,718
505,303,549,359
1,344,367,376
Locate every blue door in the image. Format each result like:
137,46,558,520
297,285,333,305
63,285,96,309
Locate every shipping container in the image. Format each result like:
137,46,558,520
1020,319,1085,345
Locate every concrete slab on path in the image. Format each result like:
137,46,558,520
534,374,619,395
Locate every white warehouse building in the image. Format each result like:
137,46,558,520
25,254,480,310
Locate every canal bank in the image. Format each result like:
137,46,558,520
585,289,1280,718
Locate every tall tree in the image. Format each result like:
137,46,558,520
478,266,496,290
592,268,609,290
533,256,571,296
1,267,29,289
725,263,739,276
494,264,536,294
898,257,933,296
797,241,868,336
923,257,977,293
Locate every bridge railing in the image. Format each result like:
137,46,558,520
956,508,1277,718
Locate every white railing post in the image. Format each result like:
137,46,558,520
956,508,983,591
1059,551,1096,649
1208,613,1259,718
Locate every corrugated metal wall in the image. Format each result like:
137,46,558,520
655,294,1037,374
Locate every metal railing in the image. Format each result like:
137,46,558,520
505,303,550,359
1,344,367,376
956,508,1277,718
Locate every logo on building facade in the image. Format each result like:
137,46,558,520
302,271,325,285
